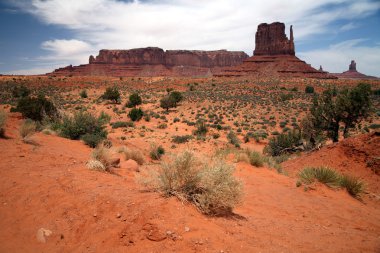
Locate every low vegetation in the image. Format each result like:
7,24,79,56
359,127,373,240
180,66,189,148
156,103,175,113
298,166,365,197
142,150,243,215
15,95,57,121
0,111,7,138
119,146,145,165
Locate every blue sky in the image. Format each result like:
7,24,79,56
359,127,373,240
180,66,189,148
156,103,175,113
1,0,379,76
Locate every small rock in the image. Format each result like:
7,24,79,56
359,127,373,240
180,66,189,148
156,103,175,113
184,226,190,232
36,228,52,243
116,213,122,218
166,230,173,236
93,213,97,217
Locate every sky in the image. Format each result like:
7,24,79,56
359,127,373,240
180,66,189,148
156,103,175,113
0,0,379,76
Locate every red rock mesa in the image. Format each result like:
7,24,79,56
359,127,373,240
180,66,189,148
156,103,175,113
332,60,379,79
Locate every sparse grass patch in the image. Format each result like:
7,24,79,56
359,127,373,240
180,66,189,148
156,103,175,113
19,119,37,140
150,144,165,160
87,145,113,171
298,166,365,198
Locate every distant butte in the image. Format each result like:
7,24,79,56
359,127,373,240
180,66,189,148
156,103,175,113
217,22,336,79
332,60,379,80
48,47,248,77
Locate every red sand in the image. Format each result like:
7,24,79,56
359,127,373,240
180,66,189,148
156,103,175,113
0,114,379,252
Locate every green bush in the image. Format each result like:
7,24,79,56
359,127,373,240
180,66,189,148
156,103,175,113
126,93,142,108
79,90,88,98
160,95,176,111
81,133,105,148
12,85,30,98
227,131,240,148
169,91,183,106
111,121,135,129
264,129,302,156
59,111,107,144
101,86,120,103
246,150,265,167
15,95,57,121
172,135,193,144
305,86,314,94
128,108,143,121
193,120,208,136
150,144,165,160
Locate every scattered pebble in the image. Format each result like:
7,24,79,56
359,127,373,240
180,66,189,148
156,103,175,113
36,228,52,243
184,226,190,232
116,213,122,218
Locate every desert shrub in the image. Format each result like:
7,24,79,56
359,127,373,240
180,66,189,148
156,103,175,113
305,86,314,94
15,95,57,121
309,83,371,142
339,174,364,197
157,123,167,129
126,93,142,108
128,108,143,121
101,86,120,103
111,121,134,129
19,119,36,139
79,90,88,98
153,150,243,215
0,111,7,138
172,135,193,144
298,166,341,188
150,144,165,160
193,120,208,136
120,146,145,165
212,133,220,139
98,111,111,124
59,111,107,144
373,89,380,96
169,91,183,106
81,133,105,148
264,129,302,156
160,95,176,111
246,150,265,167
227,131,240,148
12,85,30,98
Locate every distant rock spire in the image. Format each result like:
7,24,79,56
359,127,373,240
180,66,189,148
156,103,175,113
349,60,357,71
319,65,323,71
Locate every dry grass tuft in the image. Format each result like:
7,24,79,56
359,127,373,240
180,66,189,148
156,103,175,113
89,145,113,171
86,159,106,171
143,150,243,215
119,146,145,165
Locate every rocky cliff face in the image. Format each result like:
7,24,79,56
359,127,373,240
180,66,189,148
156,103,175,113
253,22,295,56
50,47,248,77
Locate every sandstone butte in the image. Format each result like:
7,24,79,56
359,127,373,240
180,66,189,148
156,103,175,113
48,48,249,77
331,60,379,80
217,22,336,79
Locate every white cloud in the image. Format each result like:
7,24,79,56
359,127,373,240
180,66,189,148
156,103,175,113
299,39,380,77
7,0,380,75
340,22,358,31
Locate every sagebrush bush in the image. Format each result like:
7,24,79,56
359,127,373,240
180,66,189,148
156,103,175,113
149,144,165,160
246,150,265,167
15,95,57,121
79,90,88,98
227,131,240,148
111,121,134,129
152,150,243,215
59,111,107,144
101,86,120,103
305,86,314,94
126,93,142,108
128,108,143,122
0,111,7,138
172,135,193,144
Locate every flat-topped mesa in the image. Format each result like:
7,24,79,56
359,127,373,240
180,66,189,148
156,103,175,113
49,47,249,77
254,22,295,56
